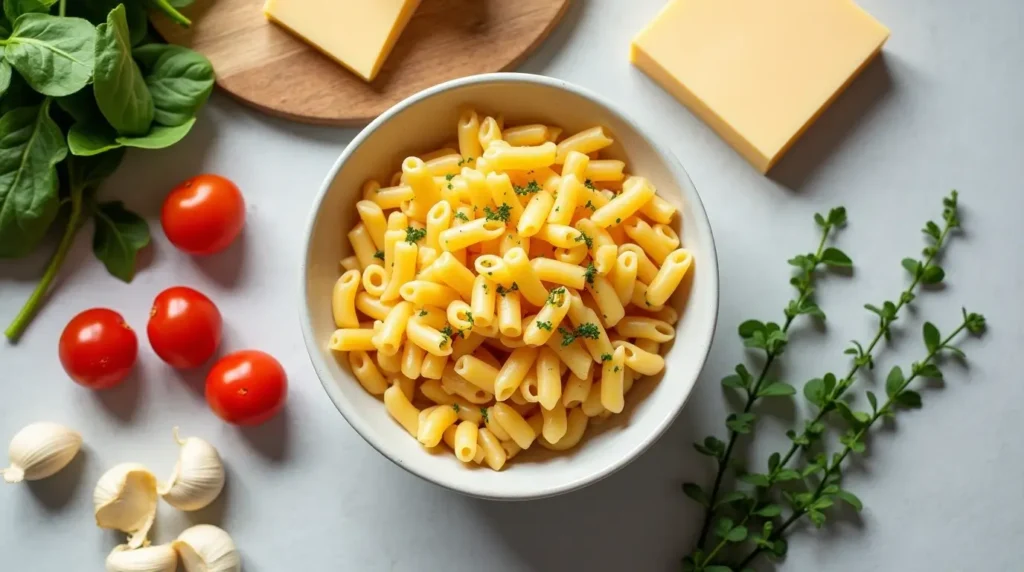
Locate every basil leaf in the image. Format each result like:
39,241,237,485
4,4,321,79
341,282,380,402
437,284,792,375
0,103,68,257
94,4,153,136
116,116,195,149
0,61,11,97
91,200,150,281
67,0,147,46
4,14,96,97
3,0,57,21
68,119,121,156
133,44,213,126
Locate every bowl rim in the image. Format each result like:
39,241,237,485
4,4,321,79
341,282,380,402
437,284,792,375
299,72,720,500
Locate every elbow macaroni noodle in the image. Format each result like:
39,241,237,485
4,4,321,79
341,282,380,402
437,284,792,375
328,110,694,470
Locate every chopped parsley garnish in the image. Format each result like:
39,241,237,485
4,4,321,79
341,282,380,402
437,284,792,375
480,407,489,423
465,311,475,326
584,262,597,285
481,283,489,293
445,173,455,190
454,211,469,222
419,309,428,317
513,180,542,196
559,322,601,346
405,226,426,243
615,217,621,224
536,320,552,331
601,353,613,362
439,324,457,348
546,286,567,306
452,403,460,413
497,283,519,296
613,365,621,373
575,231,593,249
373,250,385,260
584,200,597,212
458,157,474,166
554,206,560,212
584,178,597,191
484,203,511,222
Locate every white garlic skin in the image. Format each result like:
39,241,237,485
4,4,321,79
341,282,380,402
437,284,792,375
94,463,159,549
3,422,82,483
174,524,241,572
105,543,178,572
159,428,225,511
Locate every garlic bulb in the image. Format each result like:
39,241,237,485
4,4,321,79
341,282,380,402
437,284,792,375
94,463,159,549
2,422,82,483
158,427,225,511
105,543,178,572
173,524,241,572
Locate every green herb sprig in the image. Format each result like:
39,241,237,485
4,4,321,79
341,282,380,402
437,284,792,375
687,207,849,549
484,203,511,222
2,0,212,341
558,322,600,346
405,226,426,243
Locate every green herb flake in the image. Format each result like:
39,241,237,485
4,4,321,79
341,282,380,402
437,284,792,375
454,211,469,222
466,311,475,326
419,309,428,317
405,226,426,243
514,180,542,196
536,321,553,331
584,263,597,285
484,203,512,222
373,250,385,260
584,179,597,191
576,322,601,340
452,403,460,413
497,282,520,296
584,200,597,212
613,365,621,373
480,407,489,423
547,286,567,306
575,231,593,249
601,353,613,362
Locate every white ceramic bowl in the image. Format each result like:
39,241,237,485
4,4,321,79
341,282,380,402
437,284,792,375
300,73,719,500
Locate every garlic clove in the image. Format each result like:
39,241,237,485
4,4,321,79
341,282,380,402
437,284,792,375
105,543,178,572
3,422,82,483
173,524,241,572
158,427,225,511
94,463,159,549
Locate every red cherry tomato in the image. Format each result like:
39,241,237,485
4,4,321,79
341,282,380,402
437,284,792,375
161,174,245,255
147,286,222,369
58,308,138,390
205,350,287,425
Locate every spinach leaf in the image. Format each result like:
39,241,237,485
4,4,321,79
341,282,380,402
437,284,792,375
3,0,57,21
117,116,194,148
133,44,212,126
67,0,147,47
3,14,96,97
0,102,68,257
56,85,103,124
94,4,152,136
0,71,43,114
0,61,11,97
69,147,124,190
91,199,149,281
67,119,120,156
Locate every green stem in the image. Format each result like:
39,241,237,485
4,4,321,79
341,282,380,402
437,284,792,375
4,192,84,342
702,512,751,567
737,322,968,569
149,0,192,26
696,224,834,548
59,0,66,16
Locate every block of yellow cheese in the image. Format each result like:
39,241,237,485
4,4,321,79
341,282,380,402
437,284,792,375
264,0,421,82
630,0,889,173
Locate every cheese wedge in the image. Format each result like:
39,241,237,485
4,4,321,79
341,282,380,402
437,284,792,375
264,0,421,82
631,0,889,173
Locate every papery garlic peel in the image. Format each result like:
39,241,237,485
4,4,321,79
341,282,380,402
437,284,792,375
105,543,178,572
2,422,82,483
94,463,159,549
158,427,225,511
173,524,241,572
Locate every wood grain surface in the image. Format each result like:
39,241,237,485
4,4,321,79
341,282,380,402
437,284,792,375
152,0,573,126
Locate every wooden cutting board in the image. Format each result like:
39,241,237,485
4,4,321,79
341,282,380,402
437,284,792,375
152,0,572,126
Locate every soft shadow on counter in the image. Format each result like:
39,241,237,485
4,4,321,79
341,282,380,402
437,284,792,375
769,55,895,192
26,448,88,512
239,406,292,464
93,364,145,424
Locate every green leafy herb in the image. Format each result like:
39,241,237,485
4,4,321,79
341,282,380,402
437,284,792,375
497,282,519,296
558,322,600,346
458,156,473,166
615,217,621,223
601,353,612,362
3,13,96,97
465,311,475,327
91,200,151,281
445,173,455,190
584,262,597,285
584,199,597,211
373,250,385,260
546,286,566,306
484,203,511,222
584,178,597,191
575,231,593,249
452,403,460,413
480,407,489,423
94,4,154,136
439,324,456,348
613,365,621,373
454,211,469,222
405,226,426,243
418,309,428,317
536,321,552,331
513,180,541,196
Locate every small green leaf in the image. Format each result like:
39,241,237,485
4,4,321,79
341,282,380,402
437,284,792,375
94,4,154,135
682,483,708,507
923,322,941,352
820,247,852,267
813,212,826,228
758,382,796,398
916,363,943,379
91,201,151,281
808,510,826,528
836,490,863,512
68,120,122,156
713,517,734,539
827,207,847,226
738,319,765,339
896,390,922,409
920,264,945,284
775,469,801,482
901,257,921,277
740,473,770,488
885,366,905,398
866,390,878,413
133,44,215,127
755,504,782,517
726,412,756,434
767,452,780,472
117,117,197,149
721,374,747,390
725,526,748,543
715,491,748,509
803,378,825,407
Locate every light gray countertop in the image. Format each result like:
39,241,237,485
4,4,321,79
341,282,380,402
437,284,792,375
2,0,1020,570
